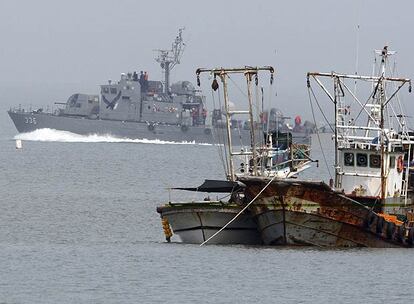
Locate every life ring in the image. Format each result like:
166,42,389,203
204,128,212,135
397,156,404,173
181,125,189,132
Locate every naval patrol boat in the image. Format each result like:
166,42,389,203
8,29,214,143
8,29,311,144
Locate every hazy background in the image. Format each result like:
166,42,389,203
1,0,414,137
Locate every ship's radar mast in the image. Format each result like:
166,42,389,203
154,28,186,94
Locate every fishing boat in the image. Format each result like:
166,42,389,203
157,180,261,245
156,67,313,244
242,46,414,247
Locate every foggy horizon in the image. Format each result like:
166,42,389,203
2,0,414,124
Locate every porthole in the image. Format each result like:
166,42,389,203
370,154,381,168
344,152,354,166
357,153,368,167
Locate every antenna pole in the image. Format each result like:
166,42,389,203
354,24,360,95
164,61,170,95
334,77,339,188
154,28,185,94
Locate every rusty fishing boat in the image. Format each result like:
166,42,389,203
242,46,414,247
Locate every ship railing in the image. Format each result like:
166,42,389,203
336,125,382,132
233,144,314,176
10,104,57,115
337,171,381,178
338,141,381,150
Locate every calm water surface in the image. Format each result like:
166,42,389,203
1,118,414,303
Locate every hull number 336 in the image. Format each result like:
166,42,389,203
24,116,37,125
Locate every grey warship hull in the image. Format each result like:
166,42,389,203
8,110,310,144
8,110,214,143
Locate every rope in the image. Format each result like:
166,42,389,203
308,85,335,133
211,88,228,177
307,86,333,179
216,86,230,176
254,82,261,147
266,82,273,141
352,79,380,126
228,75,248,99
200,174,278,246
235,121,244,148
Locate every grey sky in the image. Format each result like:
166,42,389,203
1,0,413,123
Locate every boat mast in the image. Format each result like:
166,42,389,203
196,67,274,181
333,77,339,188
379,48,387,200
154,28,185,94
308,46,412,194
246,72,258,175
221,71,235,180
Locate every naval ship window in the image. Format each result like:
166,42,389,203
390,156,396,168
344,152,354,166
103,87,109,94
110,88,117,94
370,154,381,168
356,153,368,167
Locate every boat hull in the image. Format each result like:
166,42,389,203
157,203,261,245
7,110,311,144
256,209,401,247
239,177,414,248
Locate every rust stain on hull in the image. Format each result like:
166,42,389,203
239,177,412,248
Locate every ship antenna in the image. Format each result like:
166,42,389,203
354,23,360,95
154,27,186,94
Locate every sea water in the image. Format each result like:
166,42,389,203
1,122,414,303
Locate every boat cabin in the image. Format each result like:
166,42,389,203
99,73,142,121
98,73,205,125
338,146,404,199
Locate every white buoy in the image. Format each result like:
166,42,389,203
15,139,22,150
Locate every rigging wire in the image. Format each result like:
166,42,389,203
353,9,361,95
387,60,410,132
228,74,261,118
308,84,335,133
351,79,380,126
224,75,246,148
216,85,230,177
266,79,273,137
254,79,263,147
200,174,279,246
211,88,228,178
228,74,248,99
307,85,333,179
